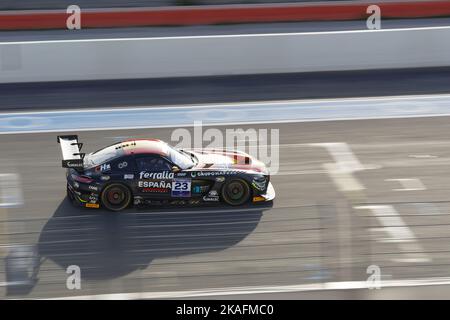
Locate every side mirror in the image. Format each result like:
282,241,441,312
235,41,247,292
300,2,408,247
172,166,181,173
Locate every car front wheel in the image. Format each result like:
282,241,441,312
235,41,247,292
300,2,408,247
221,179,251,206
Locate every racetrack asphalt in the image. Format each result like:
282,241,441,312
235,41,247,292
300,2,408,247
1,17,450,299
2,117,450,298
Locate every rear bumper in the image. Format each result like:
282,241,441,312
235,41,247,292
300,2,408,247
67,183,82,206
67,182,100,208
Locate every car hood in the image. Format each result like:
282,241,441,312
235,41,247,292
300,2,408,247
185,148,268,174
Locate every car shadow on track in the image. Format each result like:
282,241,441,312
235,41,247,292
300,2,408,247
36,197,272,281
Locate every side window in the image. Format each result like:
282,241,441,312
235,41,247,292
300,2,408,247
111,156,135,172
136,156,172,172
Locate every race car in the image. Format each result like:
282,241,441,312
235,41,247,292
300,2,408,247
57,135,275,211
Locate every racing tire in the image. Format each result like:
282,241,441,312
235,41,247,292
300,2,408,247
221,179,251,206
101,183,132,212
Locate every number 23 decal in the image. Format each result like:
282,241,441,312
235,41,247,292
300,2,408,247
173,181,189,190
172,178,191,197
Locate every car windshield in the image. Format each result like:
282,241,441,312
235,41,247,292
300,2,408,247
167,146,196,170
84,143,123,167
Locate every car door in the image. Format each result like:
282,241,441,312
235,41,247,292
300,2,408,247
109,155,136,183
134,154,175,199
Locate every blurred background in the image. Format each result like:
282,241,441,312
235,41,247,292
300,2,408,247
1,0,450,299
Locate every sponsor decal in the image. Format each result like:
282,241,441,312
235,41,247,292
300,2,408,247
124,174,134,180
133,197,143,205
139,180,171,189
191,171,239,178
203,195,219,202
142,187,169,193
100,163,111,172
139,171,174,179
88,194,97,202
100,175,110,181
118,161,128,169
172,178,191,197
203,190,219,201
95,163,111,172
139,180,172,193
193,185,209,194
176,172,187,177
208,190,218,196
73,182,79,189
85,203,100,208
88,185,98,191
216,176,225,182
64,160,84,168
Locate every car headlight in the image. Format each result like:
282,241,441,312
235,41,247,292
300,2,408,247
252,176,267,191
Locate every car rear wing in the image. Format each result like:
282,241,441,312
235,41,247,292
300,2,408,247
57,135,85,170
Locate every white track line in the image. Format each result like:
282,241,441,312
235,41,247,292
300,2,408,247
0,115,442,135
43,276,450,300
309,142,366,192
355,205,430,263
2,26,449,45
1,93,450,117
4,112,450,136
385,178,426,191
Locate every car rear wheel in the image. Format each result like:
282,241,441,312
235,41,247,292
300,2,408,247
221,179,251,206
101,183,132,212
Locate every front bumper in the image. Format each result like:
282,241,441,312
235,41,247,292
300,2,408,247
252,182,275,203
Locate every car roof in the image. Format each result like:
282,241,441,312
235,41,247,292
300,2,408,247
119,139,169,157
